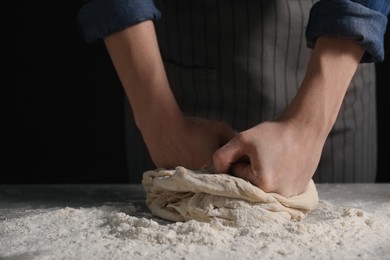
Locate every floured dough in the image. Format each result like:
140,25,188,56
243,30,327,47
142,166,319,226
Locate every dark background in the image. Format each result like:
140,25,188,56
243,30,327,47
5,1,389,184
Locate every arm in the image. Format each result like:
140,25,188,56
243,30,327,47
103,21,182,136
213,0,390,197
104,21,235,170
78,1,235,171
213,37,364,197
282,37,364,141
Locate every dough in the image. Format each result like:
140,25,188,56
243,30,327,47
142,166,318,226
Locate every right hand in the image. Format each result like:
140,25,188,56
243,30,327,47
213,119,324,197
140,115,237,170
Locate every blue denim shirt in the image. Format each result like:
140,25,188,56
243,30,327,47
77,0,390,63
307,0,390,63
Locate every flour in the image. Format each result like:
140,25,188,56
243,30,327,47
1,199,389,260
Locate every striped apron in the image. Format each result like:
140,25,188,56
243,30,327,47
125,0,377,183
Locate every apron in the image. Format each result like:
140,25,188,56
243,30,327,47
125,0,377,183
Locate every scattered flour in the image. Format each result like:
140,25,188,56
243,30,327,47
1,200,389,260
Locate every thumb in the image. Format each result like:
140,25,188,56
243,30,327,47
213,137,245,174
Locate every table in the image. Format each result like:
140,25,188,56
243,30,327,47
1,184,389,260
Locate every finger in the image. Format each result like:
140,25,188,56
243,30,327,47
232,163,279,194
213,137,245,174
230,162,258,185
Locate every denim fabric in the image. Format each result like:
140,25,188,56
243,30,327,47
77,0,389,62
77,0,161,43
351,0,390,15
306,0,390,63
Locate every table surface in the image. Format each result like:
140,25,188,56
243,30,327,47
1,184,389,260
1,183,389,219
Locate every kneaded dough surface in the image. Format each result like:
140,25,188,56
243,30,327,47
142,166,319,226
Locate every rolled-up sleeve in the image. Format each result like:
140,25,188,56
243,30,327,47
77,0,161,43
306,0,390,63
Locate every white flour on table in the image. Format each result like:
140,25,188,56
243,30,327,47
1,199,389,260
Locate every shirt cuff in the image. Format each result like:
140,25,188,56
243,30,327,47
77,0,161,43
306,0,388,63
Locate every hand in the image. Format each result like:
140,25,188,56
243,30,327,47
213,119,325,197
212,37,365,197
142,115,236,170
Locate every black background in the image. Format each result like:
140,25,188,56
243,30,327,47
5,1,389,184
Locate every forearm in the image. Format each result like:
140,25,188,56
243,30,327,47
103,20,236,170
103,20,182,132
282,37,365,139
